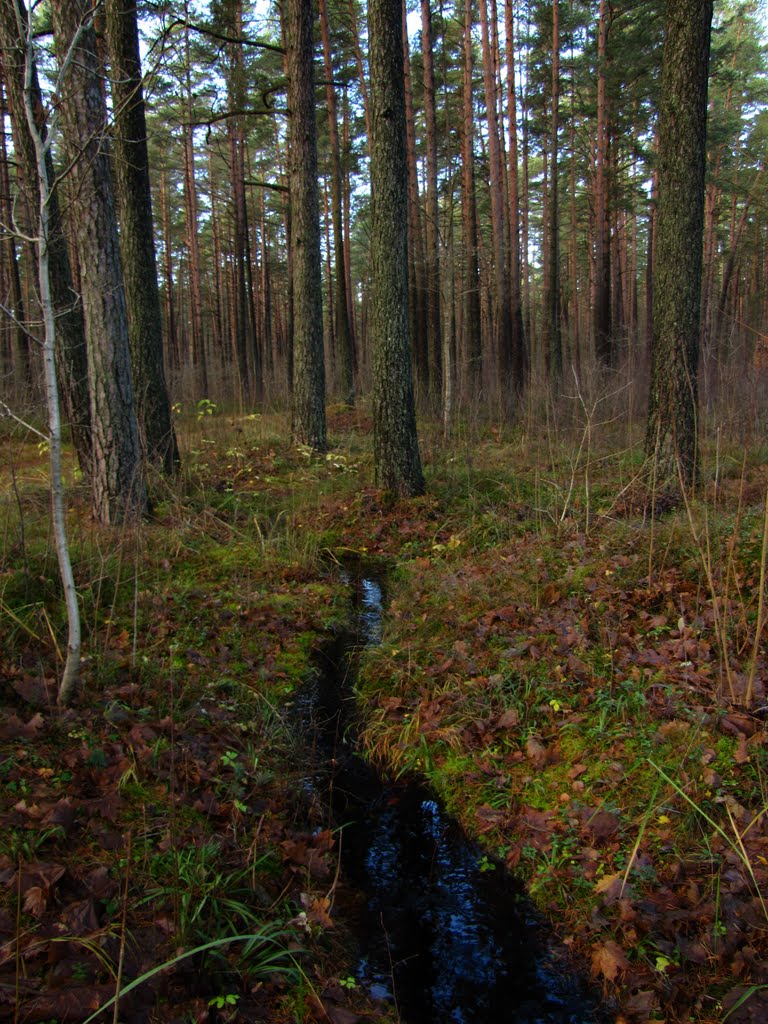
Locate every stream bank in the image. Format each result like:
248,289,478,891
299,565,608,1024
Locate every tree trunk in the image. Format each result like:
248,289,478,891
105,0,179,475
421,0,442,402
319,0,354,404
479,0,513,407
402,1,427,393
369,0,424,497
713,168,763,348
52,0,146,522
593,0,612,366
0,68,29,386
546,0,562,380
646,0,713,488
461,0,482,400
504,0,526,387
0,0,92,478
182,9,207,396
159,171,179,375
285,0,326,451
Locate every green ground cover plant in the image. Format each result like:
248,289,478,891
1,404,767,1023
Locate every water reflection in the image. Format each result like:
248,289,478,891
305,572,606,1024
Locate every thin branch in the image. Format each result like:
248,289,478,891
158,17,284,55
0,399,49,441
0,301,44,346
182,106,285,127
245,179,289,193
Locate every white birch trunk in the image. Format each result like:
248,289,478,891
17,0,82,705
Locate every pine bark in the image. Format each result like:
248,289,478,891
181,11,207,395
319,0,355,404
402,2,427,391
105,0,179,474
52,0,146,522
369,0,424,497
461,0,482,396
285,0,326,451
504,0,526,387
594,0,612,366
546,0,562,380
479,0,513,404
646,0,713,488
421,0,442,402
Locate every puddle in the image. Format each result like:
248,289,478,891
300,567,608,1024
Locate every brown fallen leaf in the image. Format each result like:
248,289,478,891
591,939,629,982
22,984,117,1023
42,798,76,833
61,898,100,936
588,810,620,840
735,734,750,765
23,886,48,918
525,735,547,766
301,893,334,930
494,709,519,730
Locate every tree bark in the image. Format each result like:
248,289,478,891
504,0,526,387
546,0,562,380
593,0,612,366
52,0,146,522
401,1,427,393
15,4,81,703
319,0,355,404
479,0,513,406
646,0,713,488
461,0,482,398
0,0,92,478
369,0,424,497
0,67,29,385
105,0,179,474
181,8,207,395
421,0,442,402
285,0,326,451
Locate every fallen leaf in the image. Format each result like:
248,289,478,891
525,735,547,766
494,709,519,730
591,939,629,982
23,886,48,918
588,810,620,840
594,872,625,902
22,984,117,1022
61,898,100,936
735,735,750,765
301,893,333,930
324,1007,360,1024
42,799,76,833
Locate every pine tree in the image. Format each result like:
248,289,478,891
369,0,424,496
646,0,714,488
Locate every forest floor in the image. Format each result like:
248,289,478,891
1,405,767,1024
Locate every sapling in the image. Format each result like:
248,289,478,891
15,0,91,705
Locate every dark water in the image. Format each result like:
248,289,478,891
301,570,607,1024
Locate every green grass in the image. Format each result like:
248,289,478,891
2,409,768,1022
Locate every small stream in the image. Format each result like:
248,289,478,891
299,567,607,1024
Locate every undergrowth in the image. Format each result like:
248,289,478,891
1,403,767,1023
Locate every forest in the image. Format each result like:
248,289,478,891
1,0,768,1022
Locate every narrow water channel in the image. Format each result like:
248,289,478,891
301,567,607,1024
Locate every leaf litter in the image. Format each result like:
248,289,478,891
2,427,768,1023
